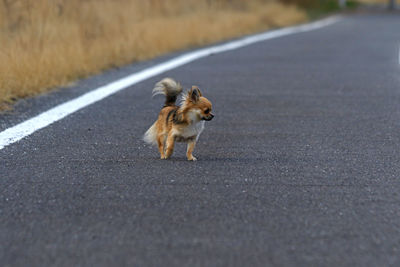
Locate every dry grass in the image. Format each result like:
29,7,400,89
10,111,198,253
0,0,306,109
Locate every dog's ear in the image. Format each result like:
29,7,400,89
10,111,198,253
189,86,202,102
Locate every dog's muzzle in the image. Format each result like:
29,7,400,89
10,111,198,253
203,113,214,121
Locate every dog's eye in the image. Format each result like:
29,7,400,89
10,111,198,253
204,108,210,114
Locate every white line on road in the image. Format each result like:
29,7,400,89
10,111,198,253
0,16,341,150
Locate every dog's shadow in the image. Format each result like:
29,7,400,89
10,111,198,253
142,155,267,164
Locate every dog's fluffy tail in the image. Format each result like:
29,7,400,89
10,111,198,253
152,78,183,106
143,122,157,145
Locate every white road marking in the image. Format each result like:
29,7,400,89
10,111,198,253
0,16,341,150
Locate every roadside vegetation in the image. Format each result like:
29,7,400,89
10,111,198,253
0,0,360,110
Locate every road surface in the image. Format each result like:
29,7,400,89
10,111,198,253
1,12,400,266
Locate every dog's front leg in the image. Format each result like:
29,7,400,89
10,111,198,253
186,141,197,161
165,132,175,159
157,134,166,159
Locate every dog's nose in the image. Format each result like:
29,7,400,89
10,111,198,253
203,113,214,121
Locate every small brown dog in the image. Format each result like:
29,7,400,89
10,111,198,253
143,78,214,161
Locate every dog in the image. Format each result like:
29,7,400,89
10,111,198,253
143,78,214,161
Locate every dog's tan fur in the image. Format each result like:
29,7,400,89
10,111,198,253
144,78,214,161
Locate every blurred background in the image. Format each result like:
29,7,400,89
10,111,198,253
0,0,395,109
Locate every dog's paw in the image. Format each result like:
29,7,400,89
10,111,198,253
188,156,197,161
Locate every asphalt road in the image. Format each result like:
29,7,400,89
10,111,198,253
1,12,400,267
